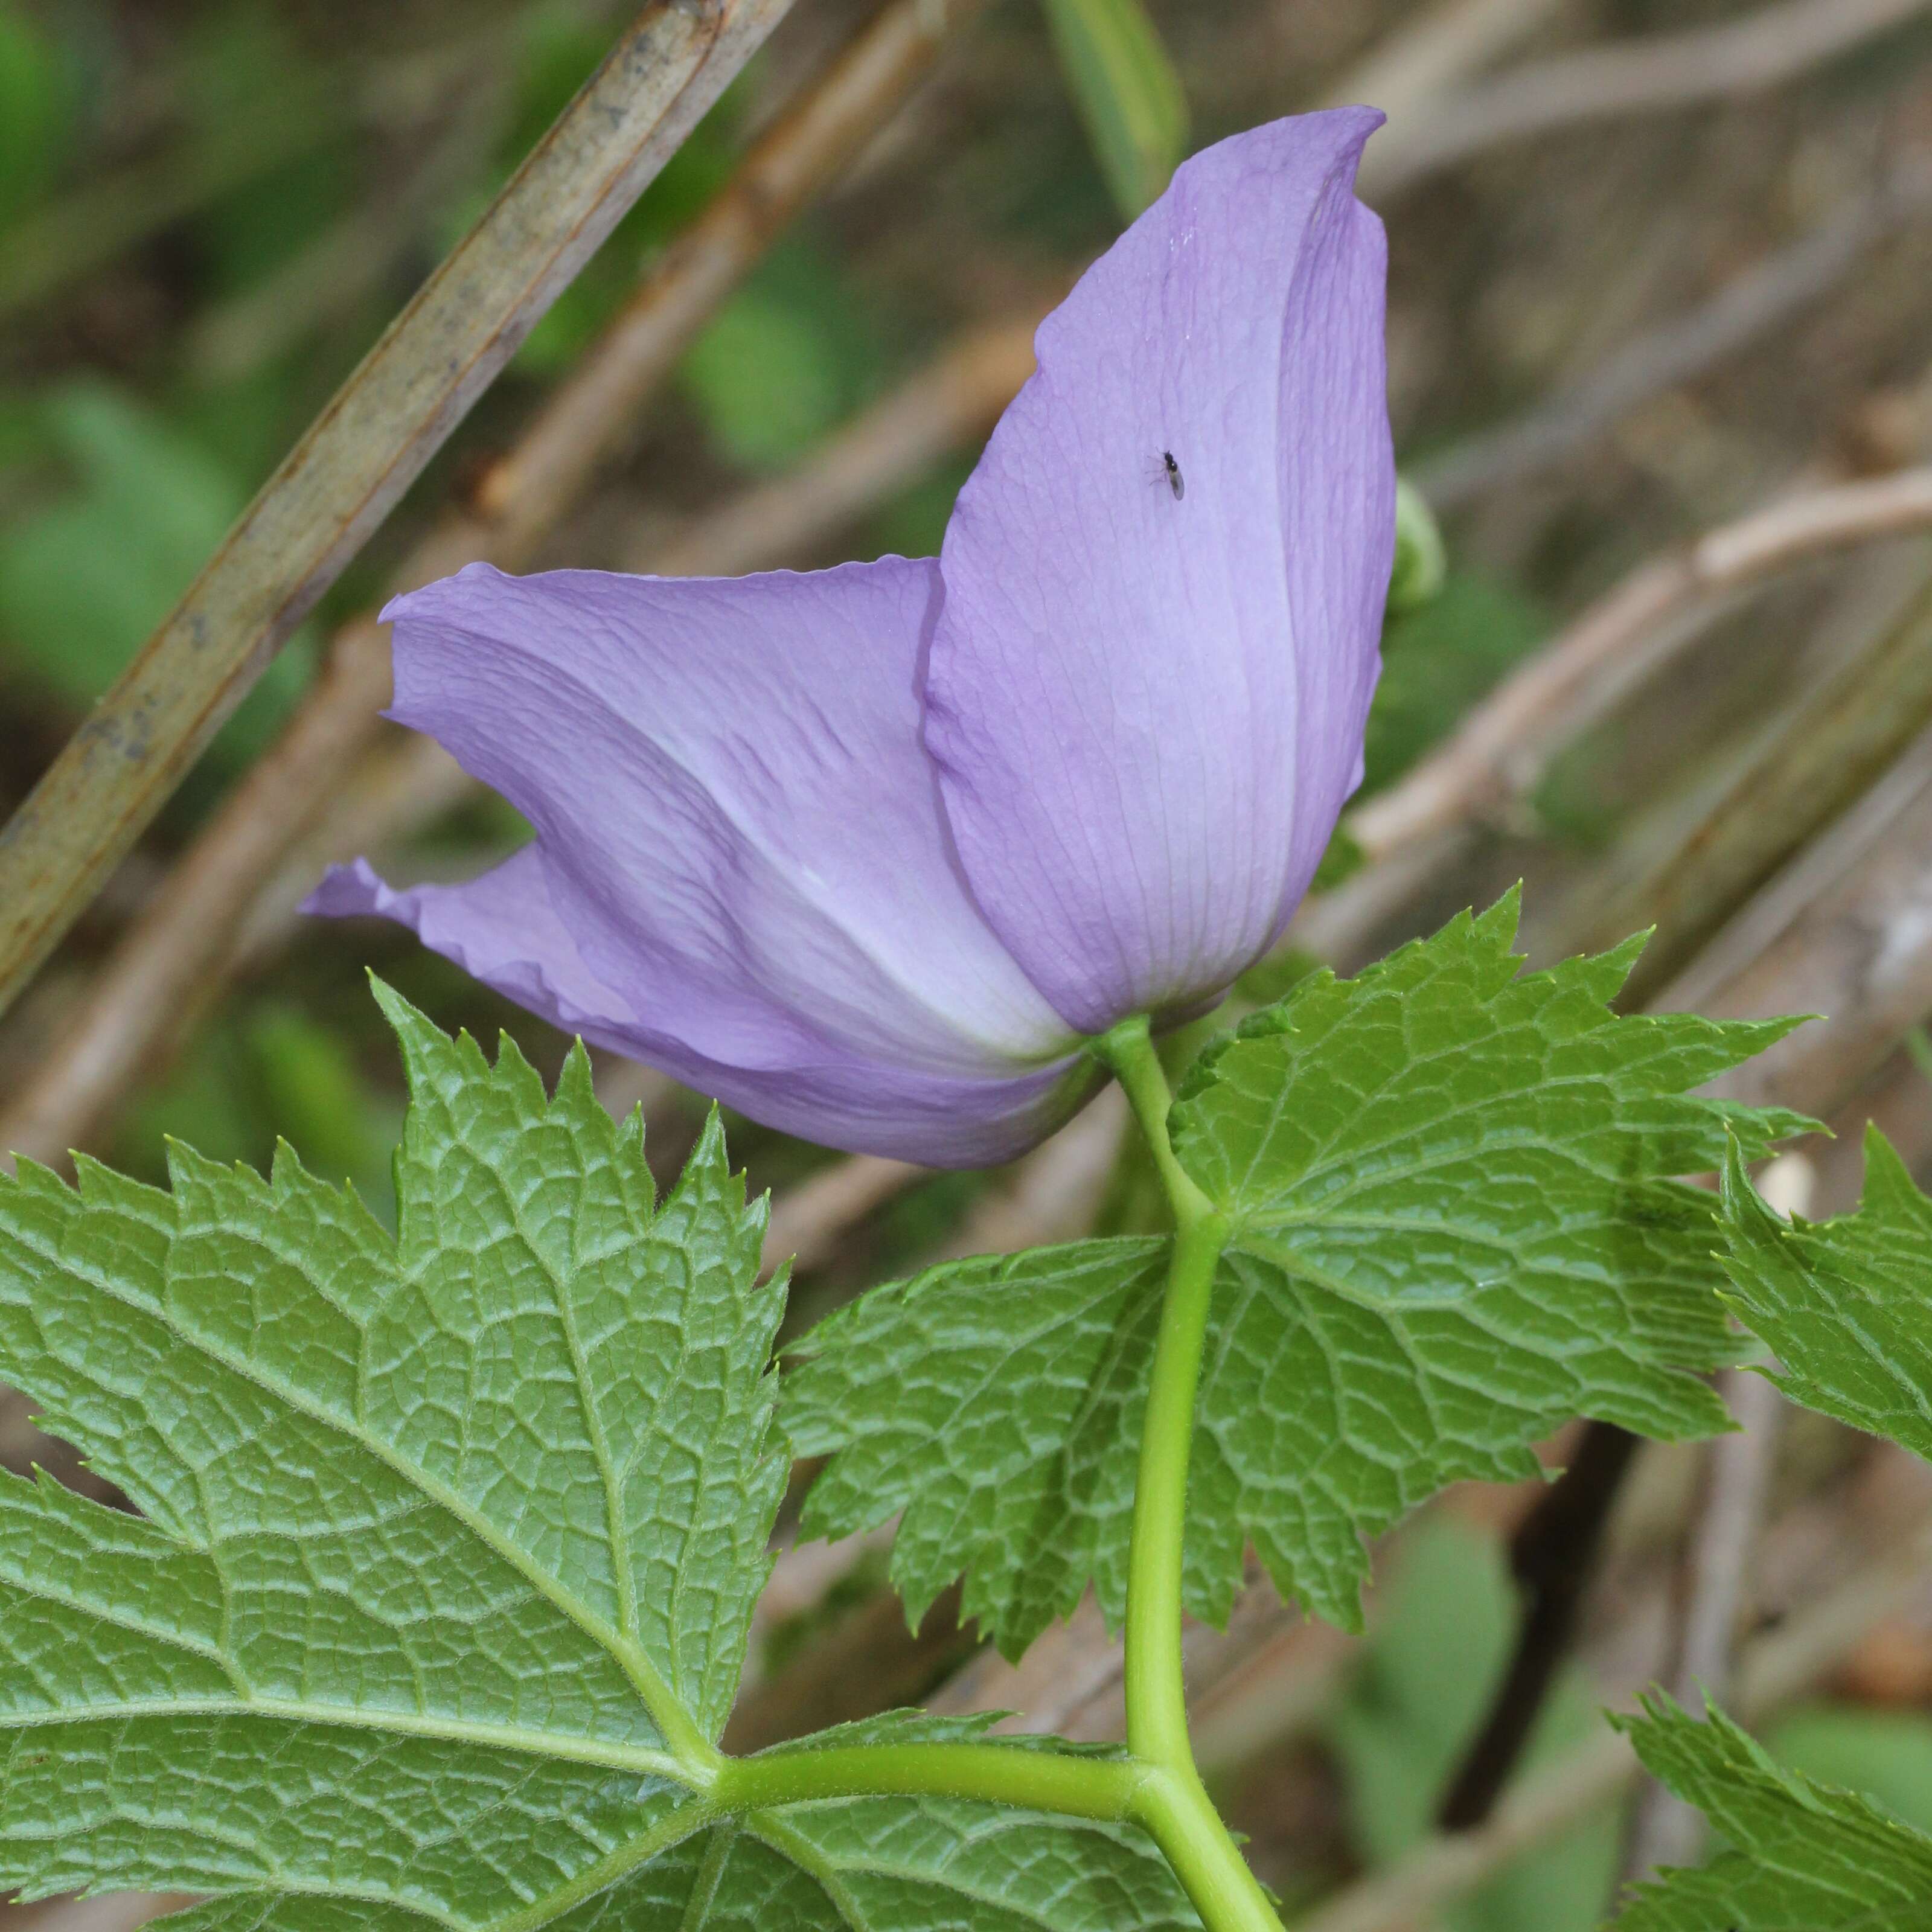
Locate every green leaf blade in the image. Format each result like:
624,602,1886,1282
791,897,1803,1649
1172,895,1805,1628
374,984,787,1743
0,985,1192,1929
1719,1128,1932,1463
786,1238,1169,1659
1,1716,689,1918
1613,1696,1932,1931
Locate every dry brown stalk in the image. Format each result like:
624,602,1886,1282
1412,157,1932,510
640,308,1049,577
930,1083,1130,1262
1360,0,1932,201
1353,467,1932,866
1316,0,1569,128
0,0,987,1174
1659,727,1932,1111
1576,573,1932,1008
761,1154,926,1278
1297,466,1932,973
0,1898,198,1932
0,0,796,1019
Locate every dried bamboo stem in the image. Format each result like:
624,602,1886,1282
0,0,984,1171
0,0,794,1020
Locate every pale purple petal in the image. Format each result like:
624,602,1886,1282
923,109,1395,1032
305,851,646,1051
307,559,1095,1165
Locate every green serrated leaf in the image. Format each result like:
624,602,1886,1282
1168,891,1810,1628
787,1237,1169,1657
0,985,1184,1928
1719,1127,1932,1460
1040,0,1188,220
1611,1695,1932,1931
787,895,1806,1655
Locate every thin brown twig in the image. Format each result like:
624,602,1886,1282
1316,0,1569,127
1360,0,1932,200
1349,465,1932,867
1568,572,1932,1007
1654,728,1932,1111
1296,1501,1932,1932
762,1155,926,1278
0,0,987,1174
638,307,1050,577
1411,156,1932,508
0,0,796,1019
0,1898,198,1932
1296,465,1932,974
930,1084,1130,1262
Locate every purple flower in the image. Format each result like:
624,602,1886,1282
308,109,1395,1166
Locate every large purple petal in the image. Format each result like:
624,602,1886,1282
309,558,1095,1165
310,852,1092,1167
923,109,1395,1032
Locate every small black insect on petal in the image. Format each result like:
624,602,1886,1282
1162,449,1185,501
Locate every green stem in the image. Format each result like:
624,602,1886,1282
1138,1767,1290,1932
1125,1206,1223,1767
1092,1017,1285,1932
715,1741,1142,1820
543,1016,1284,1932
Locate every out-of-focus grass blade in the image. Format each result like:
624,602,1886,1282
1040,0,1187,220
0,0,73,222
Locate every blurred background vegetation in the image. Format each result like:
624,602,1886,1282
6,1,1932,1926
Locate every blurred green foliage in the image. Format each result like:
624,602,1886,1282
0,382,318,778
867,456,975,560
114,999,399,1222
184,6,350,292
1329,1517,1622,1932
1387,478,1447,615
1767,1704,1932,1836
0,1,75,222
1039,0,1188,220
681,237,883,472
1363,569,1548,796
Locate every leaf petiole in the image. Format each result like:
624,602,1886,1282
715,1741,1144,1818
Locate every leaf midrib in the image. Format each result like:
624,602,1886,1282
0,1695,687,1780
5,1212,710,1781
